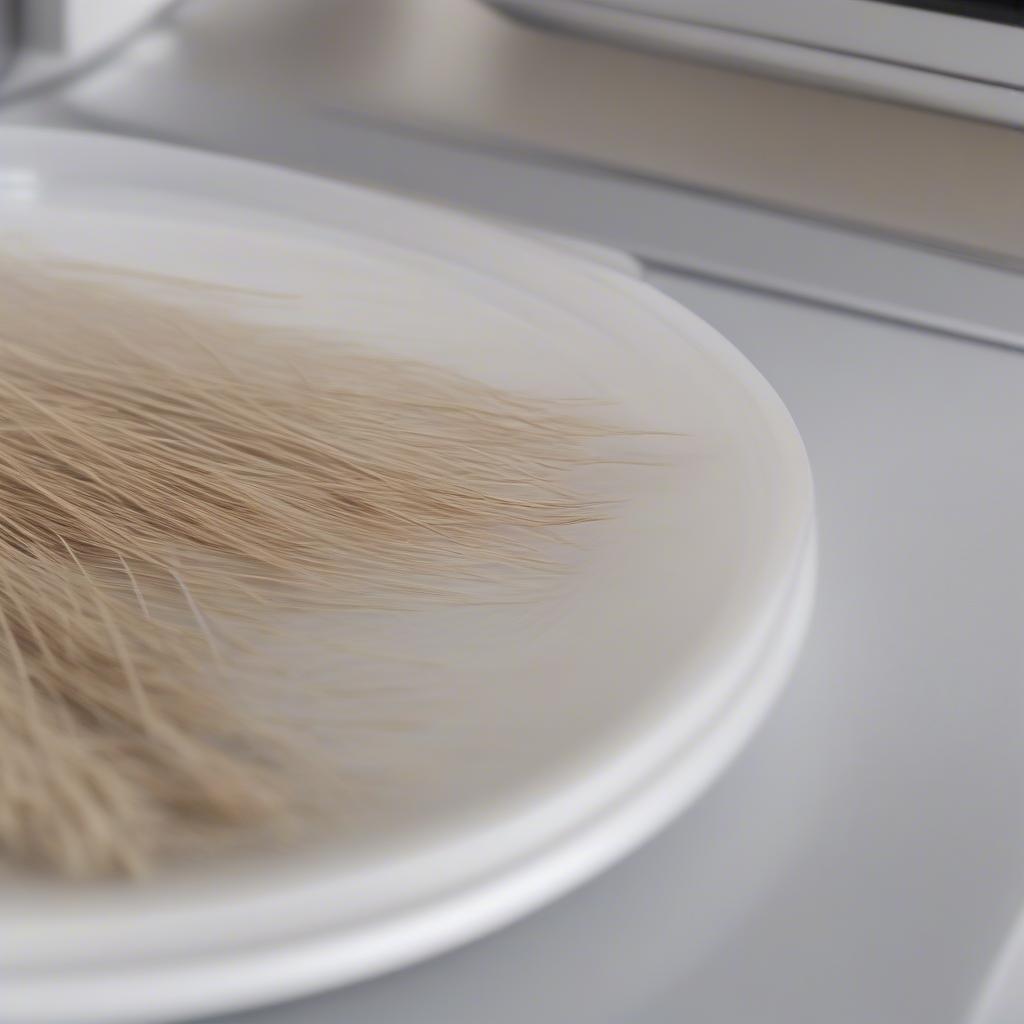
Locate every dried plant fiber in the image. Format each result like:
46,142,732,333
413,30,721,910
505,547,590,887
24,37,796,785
0,251,606,879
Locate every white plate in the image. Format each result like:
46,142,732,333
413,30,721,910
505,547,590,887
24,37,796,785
0,128,815,1024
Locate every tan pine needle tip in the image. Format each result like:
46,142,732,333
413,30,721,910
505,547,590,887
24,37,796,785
0,251,616,879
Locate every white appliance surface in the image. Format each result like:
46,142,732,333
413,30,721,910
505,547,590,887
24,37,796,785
492,0,1024,125
2,4,1024,1022
506,0,1024,85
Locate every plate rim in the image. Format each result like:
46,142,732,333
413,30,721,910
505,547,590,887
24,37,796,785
1,126,816,1023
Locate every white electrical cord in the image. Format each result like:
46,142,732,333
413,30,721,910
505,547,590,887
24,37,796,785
0,0,176,105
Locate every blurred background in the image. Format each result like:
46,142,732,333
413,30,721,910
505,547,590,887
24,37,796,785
3,3,1024,1023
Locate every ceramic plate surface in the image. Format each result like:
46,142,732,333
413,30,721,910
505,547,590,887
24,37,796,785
0,128,815,1024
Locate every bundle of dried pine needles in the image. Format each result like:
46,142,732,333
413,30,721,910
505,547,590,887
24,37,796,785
0,252,607,878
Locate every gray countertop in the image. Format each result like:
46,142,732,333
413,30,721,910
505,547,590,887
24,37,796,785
182,269,1024,1024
